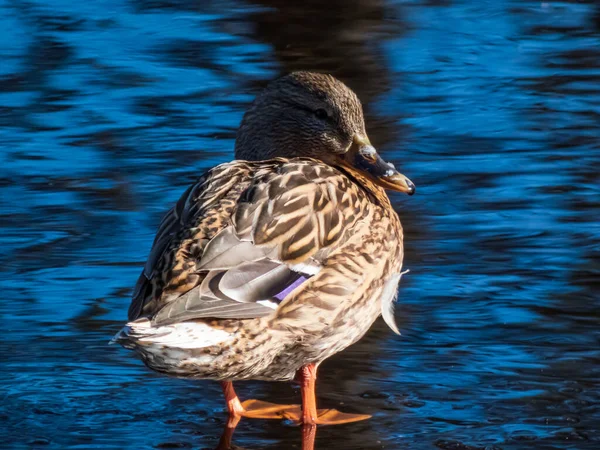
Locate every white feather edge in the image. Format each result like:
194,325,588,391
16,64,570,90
381,269,409,335
110,318,234,349
289,261,321,276
257,299,279,309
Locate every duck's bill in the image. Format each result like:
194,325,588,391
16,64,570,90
354,144,416,195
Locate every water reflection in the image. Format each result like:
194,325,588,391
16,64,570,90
214,421,317,450
1,0,599,449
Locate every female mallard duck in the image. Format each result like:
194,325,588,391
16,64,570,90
114,72,415,426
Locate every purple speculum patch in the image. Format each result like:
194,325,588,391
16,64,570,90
274,275,309,302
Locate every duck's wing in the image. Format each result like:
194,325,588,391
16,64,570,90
129,159,370,325
128,162,251,321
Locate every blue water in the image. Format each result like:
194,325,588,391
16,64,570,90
1,1,599,449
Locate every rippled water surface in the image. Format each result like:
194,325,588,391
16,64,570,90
1,1,599,449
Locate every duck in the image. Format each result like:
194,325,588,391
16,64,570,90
113,71,415,427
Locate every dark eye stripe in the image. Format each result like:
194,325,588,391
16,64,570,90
314,109,328,120
280,99,331,121
281,98,314,114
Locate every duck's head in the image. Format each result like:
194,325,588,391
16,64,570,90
234,72,415,195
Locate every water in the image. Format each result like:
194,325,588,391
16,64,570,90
1,0,599,449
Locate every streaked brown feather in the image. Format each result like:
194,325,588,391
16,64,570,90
129,157,394,326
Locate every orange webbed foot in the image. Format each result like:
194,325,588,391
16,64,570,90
283,408,371,426
238,399,301,419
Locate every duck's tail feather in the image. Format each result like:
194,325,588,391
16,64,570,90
110,318,234,349
109,318,151,346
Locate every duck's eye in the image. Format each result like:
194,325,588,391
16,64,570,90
314,108,329,120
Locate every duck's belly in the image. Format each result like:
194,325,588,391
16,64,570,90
258,295,383,380
117,293,383,382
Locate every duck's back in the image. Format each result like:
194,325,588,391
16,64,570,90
129,157,401,327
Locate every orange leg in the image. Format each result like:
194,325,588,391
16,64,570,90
221,381,244,428
219,366,370,427
283,363,371,426
299,363,319,424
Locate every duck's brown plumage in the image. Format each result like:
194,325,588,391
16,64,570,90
123,156,403,380
115,72,412,385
